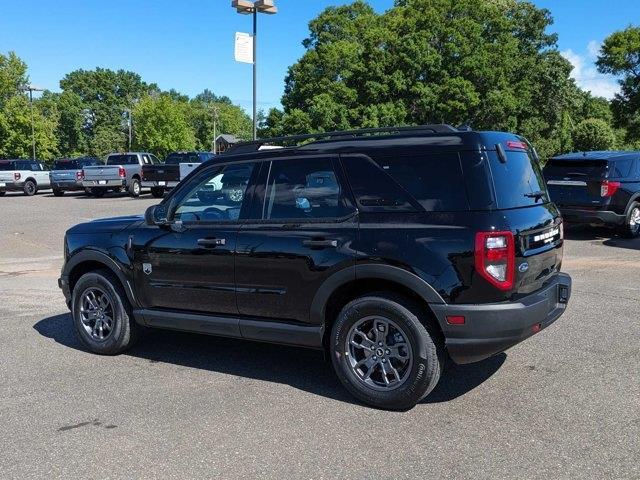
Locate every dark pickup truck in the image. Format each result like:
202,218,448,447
141,151,216,198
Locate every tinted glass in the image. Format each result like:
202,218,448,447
107,154,137,165
543,159,608,179
489,151,548,208
165,153,201,165
0,162,13,170
79,159,101,167
174,163,255,223
612,159,633,178
53,160,79,170
263,158,353,220
342,156,418,212
374,153,468,211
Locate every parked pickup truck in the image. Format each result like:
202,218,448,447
50,157,102,196
0,159,50,196
82,152,161,198
141,151,216,198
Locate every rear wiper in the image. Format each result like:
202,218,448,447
524,191,546,202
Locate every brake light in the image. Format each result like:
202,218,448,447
77,170,84,181
506,140,528,150
14,172,21,181
600,180,620,197
475,231,515,291
119,167,126,178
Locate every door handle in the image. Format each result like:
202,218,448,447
197,238,226,248
302,239,339,248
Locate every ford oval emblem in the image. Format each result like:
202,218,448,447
518,262,529,273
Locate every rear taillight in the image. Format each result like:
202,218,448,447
475,231,515,291
77,170,84,181
600,180,620,197
14,172,21,181
119,167,126,178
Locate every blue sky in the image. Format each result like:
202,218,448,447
1,0,638,112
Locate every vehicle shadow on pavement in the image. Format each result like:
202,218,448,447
33,313,504,407
563,225,616,241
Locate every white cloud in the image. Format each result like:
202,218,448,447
561,41,620,100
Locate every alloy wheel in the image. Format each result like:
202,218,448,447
629,207,640,233
79,287,115,341
345,316,413,391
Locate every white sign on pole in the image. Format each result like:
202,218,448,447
234,32,254,64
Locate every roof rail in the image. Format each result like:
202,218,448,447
224,124,460,154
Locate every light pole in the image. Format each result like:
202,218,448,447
232,0,277,140
212,105,219,154
20,84,44,159
124,109,133,151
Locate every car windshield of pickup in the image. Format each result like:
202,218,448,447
165,153,201,165
107,154,138,165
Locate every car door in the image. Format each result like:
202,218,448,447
235,155,358,324
33,162,50,186
134,160,259,314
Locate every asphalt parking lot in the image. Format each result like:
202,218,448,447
0,190,638,479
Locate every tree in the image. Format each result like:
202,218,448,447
0,51,28,107
597,26,640,141
572,118,616,152
44,90,89,157
132,94,195,158
275,0,583,159
189,92,252,150
0,94,59,160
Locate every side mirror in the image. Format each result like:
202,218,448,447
144,204,168,226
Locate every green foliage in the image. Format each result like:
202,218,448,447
0,94,59,160
572,118,617,152
189,94,252,150
0,51,28,107
132,94,196,158
597,26,640,142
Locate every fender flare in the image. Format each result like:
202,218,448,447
309,264,444,325
624,193,640,216
63,248,139,307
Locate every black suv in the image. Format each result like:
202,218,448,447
58,125,571,410
543,151,640,237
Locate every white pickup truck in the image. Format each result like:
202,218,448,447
0,159,50,196
82,152,161,198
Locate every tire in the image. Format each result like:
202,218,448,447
52,188,64,197
129,178,141,198
23,179,37,196
150,187,165,198
330,294,443,410
619,202,640,238
0,191,5,197
71,269,140,355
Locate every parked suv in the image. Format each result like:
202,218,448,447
543,151,640,237
0,159,50,196
58,125,571,410
50,157,102,196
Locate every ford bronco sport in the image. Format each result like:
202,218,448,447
58,125,571,410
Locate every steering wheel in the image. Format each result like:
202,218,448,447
201,207,225,221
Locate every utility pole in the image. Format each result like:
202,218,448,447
212,105,219,154
20,84,44,159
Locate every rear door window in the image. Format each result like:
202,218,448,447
488,151,548,208
612,159,633,178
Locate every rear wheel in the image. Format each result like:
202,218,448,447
150,187,165,198
71,269,140,355
129,178,141,198
23,180,37,196
52,188,64,197
619,202,640,238
330,294,443,410
0,191,5,197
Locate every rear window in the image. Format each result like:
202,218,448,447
53,160,79,170
489,151,548,209
544,159,608,179
166,153,201,165
0,162,13,170
107,154,138,165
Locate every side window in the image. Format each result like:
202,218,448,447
613,159,633,178
263,158,354,220
342,155,418,212
174,163,256,223
30,162,40,171
149,155,161,165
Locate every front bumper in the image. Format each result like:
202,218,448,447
558,208,625,227
431,273,572,364
59,276,72,309
82,179,125,188
141,180,178,188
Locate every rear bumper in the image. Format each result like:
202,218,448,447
431,273,572,365
0,181,24,191
558,207,625,226
51,180,84,191
141,180,178,188
82,179,125,188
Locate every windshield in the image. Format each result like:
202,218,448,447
165,153,201,165
488,150,549,208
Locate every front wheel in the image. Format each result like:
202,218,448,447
129,179,141,198
71,269,140,355
23,180,37,196
150,187,165,198
330,295,443,410
619,202,640,238
0,191,5,197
